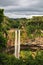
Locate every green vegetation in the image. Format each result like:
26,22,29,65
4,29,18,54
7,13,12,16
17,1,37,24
0,32,7,49
0,9,7,50
0,9,43,40
0,50,43,65
0,53,24,65
3,16,43,39
20,50,43,65
0,9,43,65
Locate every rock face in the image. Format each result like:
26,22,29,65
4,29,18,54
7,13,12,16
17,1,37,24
32,37,43,45
6,29,43,47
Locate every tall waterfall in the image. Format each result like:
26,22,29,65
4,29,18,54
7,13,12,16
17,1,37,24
15,30,20,58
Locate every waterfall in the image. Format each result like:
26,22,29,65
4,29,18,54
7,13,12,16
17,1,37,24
15,30,20,58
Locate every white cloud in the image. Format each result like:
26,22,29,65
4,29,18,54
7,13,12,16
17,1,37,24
0,0,43,18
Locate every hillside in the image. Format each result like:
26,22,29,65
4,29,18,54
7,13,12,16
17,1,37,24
0,9,43,47
5,16,43,46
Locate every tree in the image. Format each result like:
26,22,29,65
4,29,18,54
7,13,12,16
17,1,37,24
0,9,4,23
0,9,4,31
0,32,7,49
0,9,7,50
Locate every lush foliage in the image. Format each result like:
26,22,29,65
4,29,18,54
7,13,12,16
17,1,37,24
4,16,43,39
0,32,7,49
0,53,25,65
0,50,43,65
20,50,43,65
0,9,43,65
0,9,7,50
0,9,43,40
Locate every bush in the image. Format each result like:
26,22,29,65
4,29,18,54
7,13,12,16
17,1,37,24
0,32,7,49
20,50,43,65
0,51,43,65
35,51,43,65
0,53,25,65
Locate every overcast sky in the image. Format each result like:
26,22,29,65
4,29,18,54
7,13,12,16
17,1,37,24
0,0,43,18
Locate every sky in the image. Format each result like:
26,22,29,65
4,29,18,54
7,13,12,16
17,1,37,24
0,0,43,18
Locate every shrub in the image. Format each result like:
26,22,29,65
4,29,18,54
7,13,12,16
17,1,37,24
0,32,7,49
35,51,43,65
20,50,43,65
0,51,43,65
0,53,25,65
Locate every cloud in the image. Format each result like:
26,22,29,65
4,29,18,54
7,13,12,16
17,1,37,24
0,0,43,18
5,12,32,18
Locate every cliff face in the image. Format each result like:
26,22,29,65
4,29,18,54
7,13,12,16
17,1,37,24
6,29,43,47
